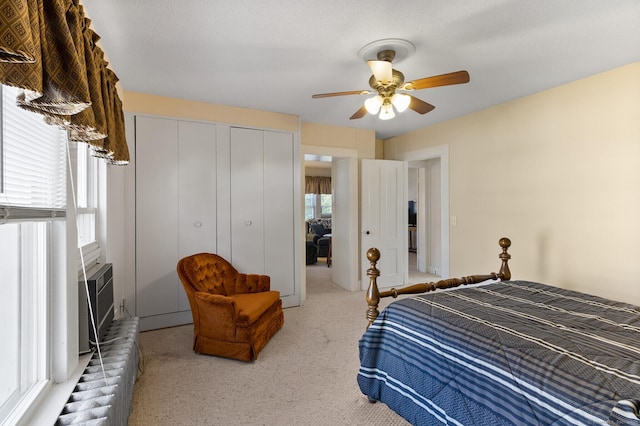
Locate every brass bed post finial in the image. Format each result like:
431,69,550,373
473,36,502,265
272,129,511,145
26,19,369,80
365,248,381,329
498,237,512,281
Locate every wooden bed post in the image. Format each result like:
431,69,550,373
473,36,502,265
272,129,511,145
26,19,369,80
365,237,512,328
365,248,381,329
498,237,512,280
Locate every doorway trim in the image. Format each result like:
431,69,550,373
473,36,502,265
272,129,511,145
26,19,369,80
393,144,450,278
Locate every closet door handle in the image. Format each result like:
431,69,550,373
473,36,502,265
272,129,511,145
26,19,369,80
194,222,202,228
245,220,252,227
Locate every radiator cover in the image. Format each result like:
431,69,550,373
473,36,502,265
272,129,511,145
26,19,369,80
56,318,139,425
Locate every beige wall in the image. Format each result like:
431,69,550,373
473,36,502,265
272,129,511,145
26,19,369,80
301,121,376,159
305,167,331,177
122,92,378,158
122,91,299,131
385,62,640,305
375,139,384,159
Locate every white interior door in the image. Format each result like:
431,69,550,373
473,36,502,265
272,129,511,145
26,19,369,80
263,130,296,299
331,156,358,291
135,116,179,318
230,127,265,273
178,120,217,310
361,159,406,289
230,127,299,307
136,116,217,330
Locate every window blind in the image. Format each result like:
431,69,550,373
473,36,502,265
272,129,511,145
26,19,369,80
1,85,66,220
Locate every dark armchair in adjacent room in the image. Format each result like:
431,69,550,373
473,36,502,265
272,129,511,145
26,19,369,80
307,218,332,258
177,253,284,362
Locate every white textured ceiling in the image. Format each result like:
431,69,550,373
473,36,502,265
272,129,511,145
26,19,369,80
82,0,640,140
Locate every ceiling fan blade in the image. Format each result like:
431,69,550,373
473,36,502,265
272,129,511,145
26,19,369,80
312,90,369,99
350,105,368,120
404,70,470,91
408,95,436,115
367,60,392,84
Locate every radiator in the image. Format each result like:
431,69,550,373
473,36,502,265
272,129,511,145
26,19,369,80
56,318,139,425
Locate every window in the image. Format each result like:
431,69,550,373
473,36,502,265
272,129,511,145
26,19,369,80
304,194,315,220
76,142,100,269
304,193,332,220
76,142,95,245
0,86,66,216
0,222,49,423
320,194,332,217
0,85,67,423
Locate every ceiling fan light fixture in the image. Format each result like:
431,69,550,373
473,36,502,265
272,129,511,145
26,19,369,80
391,93,411,112
364,95,383,115
379,103,395,120
367,60,392,84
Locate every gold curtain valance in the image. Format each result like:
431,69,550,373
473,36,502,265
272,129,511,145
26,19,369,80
0,0,129,165
305,176,331,194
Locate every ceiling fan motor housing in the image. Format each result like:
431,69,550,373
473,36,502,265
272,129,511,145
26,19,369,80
369,69,405,98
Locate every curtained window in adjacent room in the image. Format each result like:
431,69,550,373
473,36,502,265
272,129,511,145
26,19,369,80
304,176,332,220
305,176,331,194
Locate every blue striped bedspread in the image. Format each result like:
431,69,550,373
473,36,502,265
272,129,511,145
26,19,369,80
358,281,640,425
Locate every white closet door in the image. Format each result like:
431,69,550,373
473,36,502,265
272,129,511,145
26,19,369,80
230,127,265,273
135,116,179,317
263,131,295,298
178,120,217,311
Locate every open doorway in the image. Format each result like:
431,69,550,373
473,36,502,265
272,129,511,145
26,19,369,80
304,155,332,268
301,147,358,300
396,144,450,280
408,159,442,284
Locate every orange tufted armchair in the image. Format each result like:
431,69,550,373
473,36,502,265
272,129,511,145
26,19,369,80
177,253,284,362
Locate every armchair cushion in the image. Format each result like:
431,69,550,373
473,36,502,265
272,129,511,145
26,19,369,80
177,253,284,361
233,291,281,326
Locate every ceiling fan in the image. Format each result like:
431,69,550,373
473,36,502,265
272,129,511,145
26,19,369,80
312,48,470,120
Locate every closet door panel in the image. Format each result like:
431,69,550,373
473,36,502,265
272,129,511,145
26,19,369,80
230,127,264,273
178,120,217,311
263,131,295,298
135,116,179,317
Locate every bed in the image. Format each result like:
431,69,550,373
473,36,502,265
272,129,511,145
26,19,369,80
358,238,640,425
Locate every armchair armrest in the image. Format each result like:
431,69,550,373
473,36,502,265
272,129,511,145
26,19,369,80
193,292,237,341
235,273,270,294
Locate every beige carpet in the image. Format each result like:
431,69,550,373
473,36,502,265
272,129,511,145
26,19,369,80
128,263,410,425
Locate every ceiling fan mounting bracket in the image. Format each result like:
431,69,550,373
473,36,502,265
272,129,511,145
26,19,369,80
357,38,415,64
377,49,396,62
